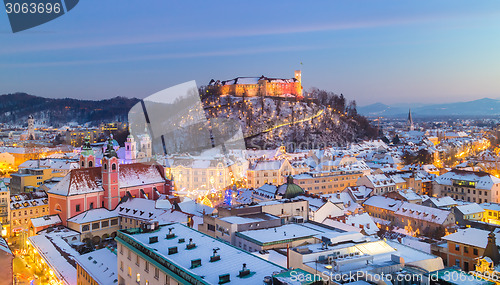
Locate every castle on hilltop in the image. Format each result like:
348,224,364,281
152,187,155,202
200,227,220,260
207,70,303,98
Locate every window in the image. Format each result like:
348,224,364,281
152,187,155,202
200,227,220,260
111,218,118,225
145,261,149,272
89,202,94,209
12,212,15,217
120,261,123,271
89,161,93,167
112,163,117,171
154,268,159,280
128,267,131,277
136,273,140,283
82,225,90,231
127,250,131,260
464,246,468,253
102,220,109,228
455,259,460,267
104,163,107,170
136,255,140,266
455,244,460,251
92,222,100,230
76,204,81,212
473,248,478,255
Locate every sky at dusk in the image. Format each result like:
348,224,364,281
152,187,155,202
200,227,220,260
1,1,500,106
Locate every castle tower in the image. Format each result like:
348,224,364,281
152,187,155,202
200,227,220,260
102,137,120,210
79,136,95,168
27,115,35,140
408,109,414,131
124,134,137,161
294,70,302,97
294,70,301,84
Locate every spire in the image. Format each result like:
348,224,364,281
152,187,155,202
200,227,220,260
103,137,118,158
407,108,414,131
483,231,500,265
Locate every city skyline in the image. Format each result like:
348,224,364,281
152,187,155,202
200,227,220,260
1,1,500,105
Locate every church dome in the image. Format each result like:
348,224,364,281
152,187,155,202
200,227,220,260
276,176,304,199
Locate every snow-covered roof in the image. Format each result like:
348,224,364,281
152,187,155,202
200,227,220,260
428,196,457,208
31,214,62,228
119,223,285,285
74,248,118,285
10,190,48,210
28,229,79,285
481,203,500,212
48,163,167,196
435,169,500,190
67,208,118,224
0,237,12,255
443,228,500,249
363,196,403,212
236,224,322,245
396,202,451,225
455,203,484,215
346,213,379,235
219,214,278,225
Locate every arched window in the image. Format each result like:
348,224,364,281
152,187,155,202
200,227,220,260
88,161,93,167
89,202,94,209
104,163,107,170
81,161,85,167
112,163,117,171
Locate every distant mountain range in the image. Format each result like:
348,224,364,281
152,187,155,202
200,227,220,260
358,98,500,118
0,93,140,127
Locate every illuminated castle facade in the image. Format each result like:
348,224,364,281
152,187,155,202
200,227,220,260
208,70,303,98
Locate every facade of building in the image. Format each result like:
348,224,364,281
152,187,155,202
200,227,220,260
67,208,119,244
441,228,498,272
0,237,13,285
247,158,308,189
293,170,363,195
0,181,9,236
8,190,49,237
207,70,302,98
9,167,53,193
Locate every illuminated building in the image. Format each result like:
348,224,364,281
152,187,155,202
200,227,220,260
294,170,363,195
75,247,118,285
433,169,500,203
207,70,303,98
441,228,499,272
8,190,49,237
0,181,9,236
9,167,54,193
47,138,170,226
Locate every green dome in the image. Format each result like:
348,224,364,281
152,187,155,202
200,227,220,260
276,176,304,199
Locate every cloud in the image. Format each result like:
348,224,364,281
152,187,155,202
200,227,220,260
0,44,326,68
1,11,492,55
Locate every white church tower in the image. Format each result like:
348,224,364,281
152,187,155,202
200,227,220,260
140,134,152,158
124,134,137,161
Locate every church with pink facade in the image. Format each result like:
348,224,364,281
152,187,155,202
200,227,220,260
48,137,171,225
